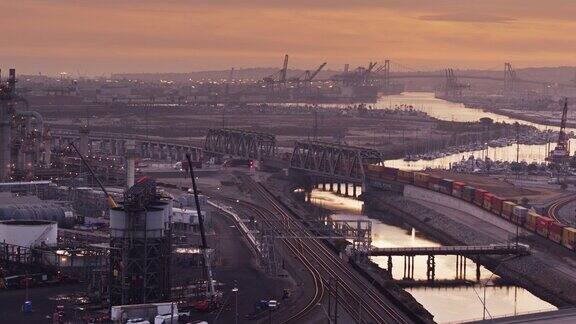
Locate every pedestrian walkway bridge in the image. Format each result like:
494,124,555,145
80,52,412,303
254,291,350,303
370,243,530,257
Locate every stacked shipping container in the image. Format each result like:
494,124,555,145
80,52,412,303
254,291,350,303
364,165,576,252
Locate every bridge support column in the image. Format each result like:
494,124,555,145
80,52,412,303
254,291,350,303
426,255,435,281
345,183,349,196
337,183,341,194
387,256,393,277
456,255,467,280
353,185,357,197
476,259,481,282
403,255,415,280
330,182,334,191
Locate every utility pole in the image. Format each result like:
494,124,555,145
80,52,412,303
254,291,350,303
515,122,520,180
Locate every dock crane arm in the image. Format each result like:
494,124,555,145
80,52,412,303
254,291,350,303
69,142,118,208
308,62,327,81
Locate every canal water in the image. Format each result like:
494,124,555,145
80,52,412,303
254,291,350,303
372,92,574,170
303,189,556,323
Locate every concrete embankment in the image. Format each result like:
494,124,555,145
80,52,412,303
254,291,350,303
364,190,576,308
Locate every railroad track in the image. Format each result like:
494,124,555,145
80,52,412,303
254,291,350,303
217,196,324,323
239,176,414,324
548,194,576,222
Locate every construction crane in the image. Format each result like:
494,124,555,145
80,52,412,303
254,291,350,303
185,153,217,311
69,142,118,208
548,98,570,163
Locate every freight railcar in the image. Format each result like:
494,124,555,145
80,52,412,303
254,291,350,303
397,170,414,184
474,189,487,206
363,164,576,252
490,196,504,216
512,205,527,225
562,227,576,250
428,176,442,192
483,193,493,211
503,201,516,220
439,179,453,195
414,172,429,188
452,182,465,198
462,186,475,202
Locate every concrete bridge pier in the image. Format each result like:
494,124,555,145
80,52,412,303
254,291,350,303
426,255,436,281
403,255,415,280
456,255,467,280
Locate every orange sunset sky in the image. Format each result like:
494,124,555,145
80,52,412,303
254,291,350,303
2,0,576,76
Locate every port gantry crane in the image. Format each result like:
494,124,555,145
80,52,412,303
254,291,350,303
548,98,570,164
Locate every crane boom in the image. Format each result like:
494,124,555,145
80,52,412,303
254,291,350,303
185,153,216,298
559,97,568,143
308,62,327,81
280,54,289,83
69,142,118,208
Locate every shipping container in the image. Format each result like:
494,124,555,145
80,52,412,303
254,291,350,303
511,205,527,224
474,189,487,206
381,167,399,181
462,186,475,202
491,196,504,216
526,210,539,232
397,170,414,184
428,176,442,192
535,216,553,238
562,227,576,250
503,201,516,220
483,193,493,211
414,172,429,188
549,222,565,244
452,182,465,198
439,179,454,195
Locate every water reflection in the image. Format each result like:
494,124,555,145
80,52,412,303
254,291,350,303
375,92,564,132
304,188,556,323
371,92,574,170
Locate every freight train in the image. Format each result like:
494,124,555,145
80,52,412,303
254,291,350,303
365,165,576,251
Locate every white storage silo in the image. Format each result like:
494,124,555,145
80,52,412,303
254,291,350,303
0,220,57,248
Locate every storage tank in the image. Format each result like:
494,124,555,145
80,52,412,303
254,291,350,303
0,220,57,247
0,204,74,227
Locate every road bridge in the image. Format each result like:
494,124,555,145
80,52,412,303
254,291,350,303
203,128,277,160
50,129,203,162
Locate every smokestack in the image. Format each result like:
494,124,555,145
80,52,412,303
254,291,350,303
126,140,136,189
8,69,15,92
79,124,90,156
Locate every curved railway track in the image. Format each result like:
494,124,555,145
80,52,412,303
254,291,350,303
237,176,414,324
224,199,325,323
548,194,576,222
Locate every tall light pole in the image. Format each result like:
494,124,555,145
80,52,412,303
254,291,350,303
232,285,239,324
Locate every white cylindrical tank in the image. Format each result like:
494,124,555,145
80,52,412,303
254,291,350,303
0,220,57,247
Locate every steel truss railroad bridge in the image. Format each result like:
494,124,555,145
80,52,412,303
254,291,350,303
203,128,277,160
289,140,384,183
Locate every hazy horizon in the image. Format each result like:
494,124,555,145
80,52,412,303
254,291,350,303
3,0,576,76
